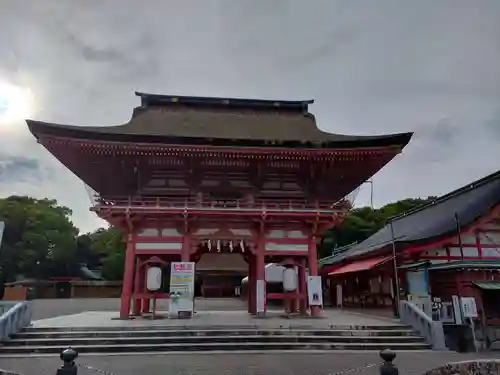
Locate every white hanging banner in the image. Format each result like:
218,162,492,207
307,276,323,306
169,262,195,318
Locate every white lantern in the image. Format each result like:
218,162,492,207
146,266,162,291
283,267,298,292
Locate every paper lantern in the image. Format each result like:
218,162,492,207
146,266,162,291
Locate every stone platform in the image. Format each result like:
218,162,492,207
0,300,431,356
31,309,400,329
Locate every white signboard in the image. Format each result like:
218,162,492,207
169,262,195,318
0,221,4,248
307,276,323,306
452,295,463,324
256,279,266,314
460,297,478,318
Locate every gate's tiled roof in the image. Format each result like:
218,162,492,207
27,92,413,148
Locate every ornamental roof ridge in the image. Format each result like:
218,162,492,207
134,91,314,112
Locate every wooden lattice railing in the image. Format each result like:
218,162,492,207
92,195,352,212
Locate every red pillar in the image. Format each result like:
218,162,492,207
120,234,135,319
132,261,142,316
141,265,150,314
255,236,266,316
308,235,322,317
181,234,191,261
247,256,255,314
298,259,308,315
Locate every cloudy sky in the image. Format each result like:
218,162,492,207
0,0,499,233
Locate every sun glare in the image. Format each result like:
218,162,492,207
0,81,35,124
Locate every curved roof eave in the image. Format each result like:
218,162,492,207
26,119,413,149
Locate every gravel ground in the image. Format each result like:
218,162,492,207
1,351,500,375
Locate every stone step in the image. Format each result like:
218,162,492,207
22,324,411,333
4,334,426,346
0,341,431,354
13,328,417,339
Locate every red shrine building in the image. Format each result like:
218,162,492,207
27,92,412,319
321,170,500,325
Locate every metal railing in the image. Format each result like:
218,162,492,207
92,195,352,213
0,301,32,341
399,300,447,350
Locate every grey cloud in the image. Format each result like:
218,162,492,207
0,155,42,183
0,0,500,231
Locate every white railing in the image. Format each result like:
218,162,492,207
0,301,32,341
399,300,447,350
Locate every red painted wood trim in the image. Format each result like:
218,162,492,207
98,208,340,218
475,232,483,259
133,293,170,299
135,236,183,243
420,256,500,261
267,293,286,300
264,238,309,244
476,228,500,234
446,243,500,249
264,250,309,256
134,250,182,255
43,135,401,155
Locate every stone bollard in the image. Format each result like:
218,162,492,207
56,348,78,375
379,349,398,375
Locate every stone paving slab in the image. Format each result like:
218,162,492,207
1,351,499,375
27,298,247,321
31,309,400,329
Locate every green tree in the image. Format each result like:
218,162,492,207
0,196,79,281
85,227,125,280
319,197,438,258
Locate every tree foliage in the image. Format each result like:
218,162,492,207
0,194,438,282
0,196,79,282
318,197,438,258
77,228,125,280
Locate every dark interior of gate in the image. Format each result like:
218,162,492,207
27,92,413,319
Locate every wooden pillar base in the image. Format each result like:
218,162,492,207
310,305,322,317
120,235,135,319
142,298,150,313
308,234,322,318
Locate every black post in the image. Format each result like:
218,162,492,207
56,348,78,375
379,349,398,375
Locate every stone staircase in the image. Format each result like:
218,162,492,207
0,324,431,354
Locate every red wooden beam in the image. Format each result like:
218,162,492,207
43,135,402,156
264,238,309,245
420,256,500,261
476,228,500,234
134,236,183,243
475,232,483,258
264,250,308,256
133,249,183,255
446,243,500,249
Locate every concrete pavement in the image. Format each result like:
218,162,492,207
27,298,247,321
1,351,499,375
